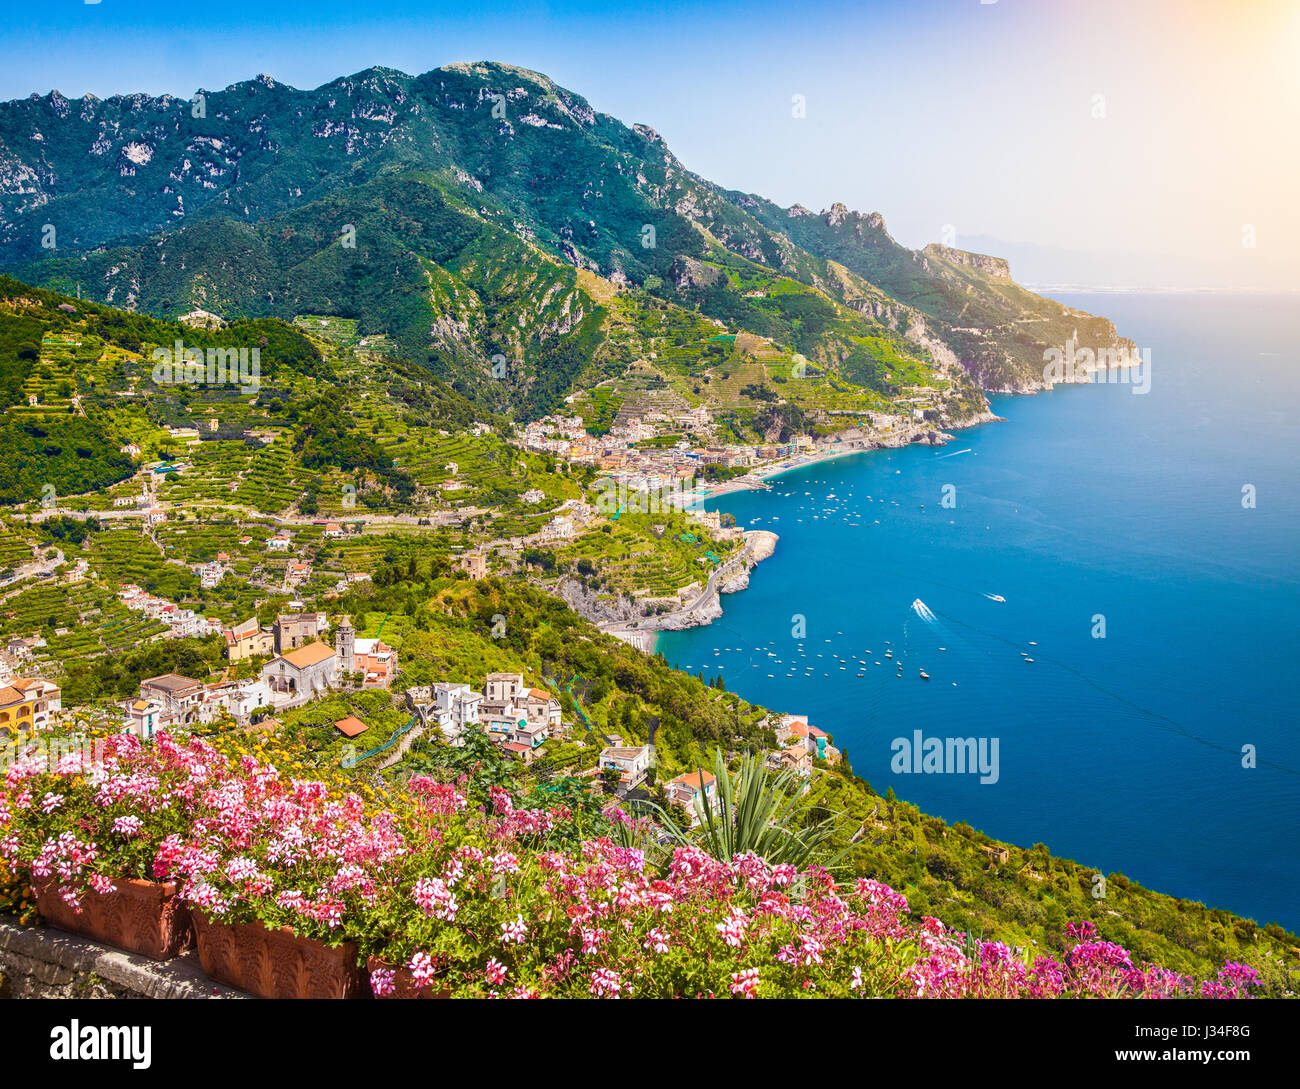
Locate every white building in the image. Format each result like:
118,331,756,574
598,745,652,788
431,683,483,738
196,561,227,589
125,698,164,739
260,641,339,702
664,770,720,827
205,679,273,721
522,688,562,730
543,515,574,541
137,674,207,728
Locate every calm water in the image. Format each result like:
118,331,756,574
660,293,1300,930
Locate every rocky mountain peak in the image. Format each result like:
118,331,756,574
825,201,850,226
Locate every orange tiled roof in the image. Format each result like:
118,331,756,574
14,677,55,693
668,770,716,791
280,641,335,669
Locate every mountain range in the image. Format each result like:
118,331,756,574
0,61,1132,419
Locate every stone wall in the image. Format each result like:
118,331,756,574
0,919,247,999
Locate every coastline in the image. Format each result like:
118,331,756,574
681,407,1006,506
603,528,778,654
621,406,1007,652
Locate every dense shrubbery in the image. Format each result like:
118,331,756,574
56,638,225,706
0,274,328,502
37,515,102,546
0,415,135,504
291,390,415,505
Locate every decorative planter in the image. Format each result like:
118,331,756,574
32,876,193,961
192,911,369,999
366,956,450,999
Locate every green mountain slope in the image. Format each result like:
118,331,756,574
729,195,1132,390
0,62,1130,409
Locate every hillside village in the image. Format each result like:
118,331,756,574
0,273,974,687
0,279,886,823
1,585,840,827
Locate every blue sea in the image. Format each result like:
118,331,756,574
659,293,1300,931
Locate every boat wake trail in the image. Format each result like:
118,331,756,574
981,592,1006,603
911,598,938,623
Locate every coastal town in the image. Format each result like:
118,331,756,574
515,397,958,507
0,284,936,831
0,288,952,827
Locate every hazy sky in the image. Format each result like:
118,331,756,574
4,0,1298,288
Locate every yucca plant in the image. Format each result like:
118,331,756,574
647,750,845,869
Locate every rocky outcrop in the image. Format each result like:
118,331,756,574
653,594,723,630
592,529,779,638
670,255,723,291
554,577,642,625
746,529,778,562
922,243,1012,279
718,567,749,593
718,530,777,593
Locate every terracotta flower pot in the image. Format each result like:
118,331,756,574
192,911,369,999
32,876,193,961
366,956,450,999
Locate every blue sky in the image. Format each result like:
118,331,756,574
4,0,1298,288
